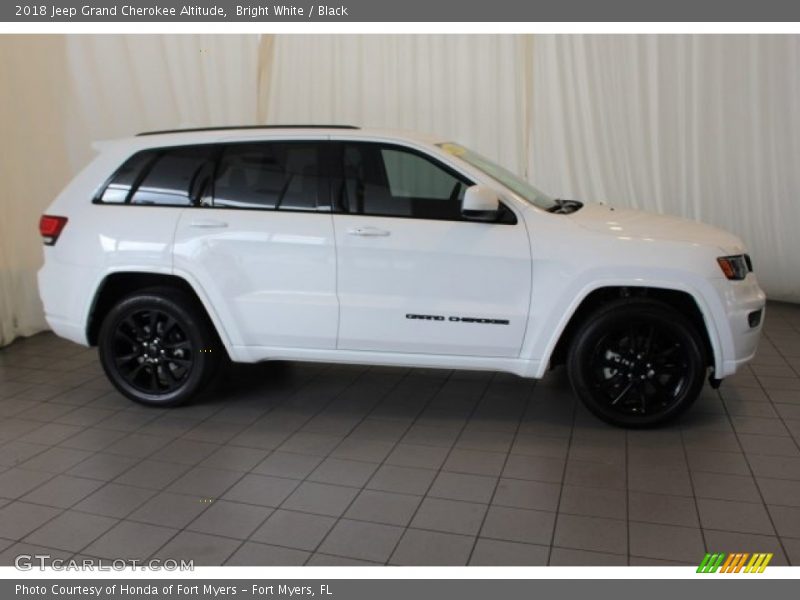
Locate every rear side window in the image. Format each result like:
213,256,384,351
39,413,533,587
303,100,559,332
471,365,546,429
98,146,214,206
213,142,320,211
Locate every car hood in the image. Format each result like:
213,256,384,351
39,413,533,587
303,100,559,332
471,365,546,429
569,202,746,254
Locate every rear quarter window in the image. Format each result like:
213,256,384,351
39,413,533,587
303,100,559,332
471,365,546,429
97,146,215,206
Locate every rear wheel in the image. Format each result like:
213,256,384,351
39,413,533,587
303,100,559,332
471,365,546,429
566,300,706,428
98,287,221,407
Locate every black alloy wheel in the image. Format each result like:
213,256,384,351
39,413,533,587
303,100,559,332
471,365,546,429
567,300,706,427
98,287,220,406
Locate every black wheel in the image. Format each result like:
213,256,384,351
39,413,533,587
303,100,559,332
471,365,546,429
98,287,221,407
566,300,707,428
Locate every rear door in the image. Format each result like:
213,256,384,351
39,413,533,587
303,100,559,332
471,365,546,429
173,140,339,350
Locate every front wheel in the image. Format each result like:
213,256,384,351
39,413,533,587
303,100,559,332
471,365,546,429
566,300,707,428
98,287,221,407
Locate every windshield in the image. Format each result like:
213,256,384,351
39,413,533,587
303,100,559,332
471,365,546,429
437,142,558,211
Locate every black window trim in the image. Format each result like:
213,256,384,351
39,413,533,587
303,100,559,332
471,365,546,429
329,141,518,225
93,141,332,215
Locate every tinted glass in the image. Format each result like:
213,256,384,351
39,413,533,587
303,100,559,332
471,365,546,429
129,146,214,206
99,150,157,204
213,143,320,211
340,144,468,220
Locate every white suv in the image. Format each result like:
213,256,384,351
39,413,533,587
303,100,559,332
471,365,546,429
38,126,766,427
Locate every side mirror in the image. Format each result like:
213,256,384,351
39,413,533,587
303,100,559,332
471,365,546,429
462,185,500,222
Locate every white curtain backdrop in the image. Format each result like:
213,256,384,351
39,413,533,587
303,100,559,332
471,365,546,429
1,34,798,346
529,35,800,302
264,35,529,175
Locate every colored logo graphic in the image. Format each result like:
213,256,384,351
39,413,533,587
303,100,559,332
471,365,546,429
697,553,773,573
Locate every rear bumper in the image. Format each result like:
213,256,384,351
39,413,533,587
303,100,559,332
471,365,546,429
37,258,92,346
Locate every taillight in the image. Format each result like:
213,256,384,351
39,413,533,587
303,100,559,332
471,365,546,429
39,215,68,245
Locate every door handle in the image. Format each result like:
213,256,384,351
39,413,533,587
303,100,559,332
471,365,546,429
347,226,391,237
189,219,228,229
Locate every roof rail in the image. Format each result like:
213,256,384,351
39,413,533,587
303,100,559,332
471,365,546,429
136,125,359,136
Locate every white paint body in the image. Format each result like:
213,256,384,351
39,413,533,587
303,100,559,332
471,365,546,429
38,128,766,380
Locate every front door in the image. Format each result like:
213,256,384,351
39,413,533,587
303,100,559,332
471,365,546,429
332,142,532,358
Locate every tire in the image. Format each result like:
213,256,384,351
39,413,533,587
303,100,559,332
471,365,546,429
566,299,707,428
98,287,221,407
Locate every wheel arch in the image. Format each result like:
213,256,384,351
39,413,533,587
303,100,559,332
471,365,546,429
544,284,721,376
86,271,234,359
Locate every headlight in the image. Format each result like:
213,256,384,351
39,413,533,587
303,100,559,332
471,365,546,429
717,255,751,280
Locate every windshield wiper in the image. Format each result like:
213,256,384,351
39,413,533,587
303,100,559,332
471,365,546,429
547,198,584,214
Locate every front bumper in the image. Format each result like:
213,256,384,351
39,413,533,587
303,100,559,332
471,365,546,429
710,274,766,377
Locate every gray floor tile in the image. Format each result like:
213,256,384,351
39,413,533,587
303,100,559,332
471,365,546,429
747,455,800,480
128,492,209,528
18,423,84,446
222,474,299,507
252,452,324,479
199,446,269,473
308,457,379,488
21,475,105,509
502,454,564,483
628,492,699,527
318,519,404,563
166,466,243,498
344,489,422,526
756,477,800,507
697,498,775,535
411,497,487,535
480,506,555,545
366,465,436,495
17,447,93,473
702,530,788,565
783,537,800,566
390,528,473,565
493,478,560,512
558,485,627,520
628,466,693,497
103,433,171,459
386,443,449,469
84,520,179,560
0,501,62,540
113,459,191,490
73,483,157,518
278,432,342,456
59,427,128,452
469,538,548,565
226,542,309,566
553,514,627,555
549,547,627,566
766,504,800,538
692,472,762,502
565,460,626,490
306,553,380,566
281,481,359,517
251,509,336,551
330,438,396,462
686,449,751,476
152,531,240,565
0,468,55,500
66,453,140,481
187,500,272,539
455,429,515,453
629,522,705,562
153,438,220,465
428,471,497,504
24,510,117,552
0,441,49,468
0,542,73,566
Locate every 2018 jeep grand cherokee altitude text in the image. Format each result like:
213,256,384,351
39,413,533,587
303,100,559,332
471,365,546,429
37,126,766,427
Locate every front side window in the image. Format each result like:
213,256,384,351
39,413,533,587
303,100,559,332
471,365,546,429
213,142,320,211
338,143,470,220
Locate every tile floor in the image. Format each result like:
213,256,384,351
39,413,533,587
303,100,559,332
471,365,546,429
0,301,799,566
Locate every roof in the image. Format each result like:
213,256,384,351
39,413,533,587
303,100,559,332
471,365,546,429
93,126,447,153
